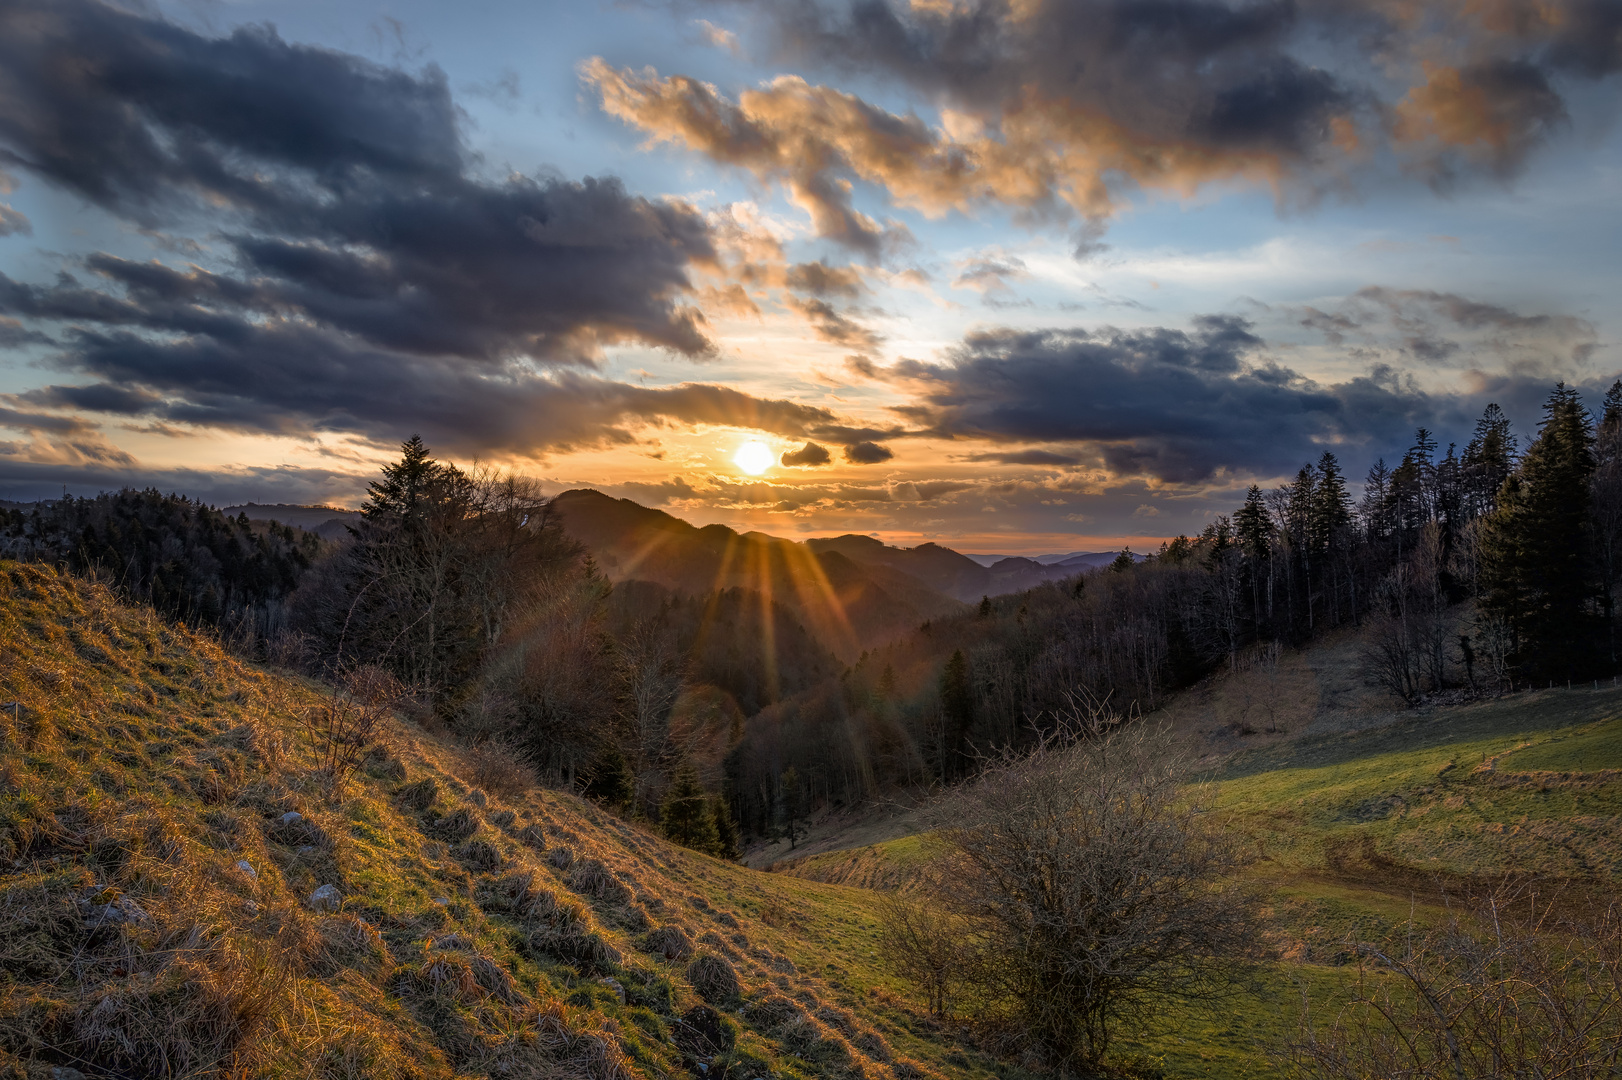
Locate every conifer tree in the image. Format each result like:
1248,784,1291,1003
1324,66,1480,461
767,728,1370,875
940,649,975,777
661,762,721,854
1480,384,1598,680
1592,381,1622,665
583,744,635,811
710,796,743,860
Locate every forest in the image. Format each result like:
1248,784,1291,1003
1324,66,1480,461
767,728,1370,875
3,381,1620,847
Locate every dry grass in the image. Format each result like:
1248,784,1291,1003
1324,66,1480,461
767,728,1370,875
0,562,1004,1080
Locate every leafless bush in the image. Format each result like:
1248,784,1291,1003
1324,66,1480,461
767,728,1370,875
875,888,979,1019
302,665,401,796
1289,893,1622,1080
463,739,537,797
909,696,1261,1072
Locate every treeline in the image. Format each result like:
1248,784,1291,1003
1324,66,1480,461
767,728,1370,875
721,382,1622,836
0,488,319,632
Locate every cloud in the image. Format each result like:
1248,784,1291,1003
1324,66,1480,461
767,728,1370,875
953,255,1028,294
590,1,1621,247
0,0,750,457
965,449,1082,466
781,440,833,466
1299,287,1598,371
887,314,1449,483
787,295,883,350
617,476,699,504
0,203,29,237
694,19,741,54
843,440,894,464
785,260,866,299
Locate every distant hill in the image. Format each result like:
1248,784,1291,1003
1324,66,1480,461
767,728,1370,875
223,502,360,540
962,550,1138,570
551,489,968,660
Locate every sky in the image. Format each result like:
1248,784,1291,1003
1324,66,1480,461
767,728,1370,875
0,0,1618,554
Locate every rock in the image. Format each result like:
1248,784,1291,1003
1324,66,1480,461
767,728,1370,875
52,1068,87,1080
296,845,317,856
432,896,450,906
235,859,257,878
279,811,303,826
598,976,626,1003
82,896,149,930
243,900,260,915
308,884,342,913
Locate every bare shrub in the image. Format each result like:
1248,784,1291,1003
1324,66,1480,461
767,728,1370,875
463,739,537,797
1289,893,1622,1080
302,665,401,795
915,699,1261,1072
875,889,977,1019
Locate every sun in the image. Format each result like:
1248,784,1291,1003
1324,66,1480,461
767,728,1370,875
734,440,775,476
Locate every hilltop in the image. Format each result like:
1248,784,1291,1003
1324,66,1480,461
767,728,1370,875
0,563,987,1080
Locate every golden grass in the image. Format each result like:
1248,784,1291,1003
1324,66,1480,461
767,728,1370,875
0,563,994,1080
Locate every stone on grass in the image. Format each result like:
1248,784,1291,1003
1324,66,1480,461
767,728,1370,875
279,811,303,826
235,859,257,878
308,884,342,913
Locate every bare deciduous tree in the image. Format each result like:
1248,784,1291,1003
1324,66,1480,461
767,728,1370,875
900,695,1261,1072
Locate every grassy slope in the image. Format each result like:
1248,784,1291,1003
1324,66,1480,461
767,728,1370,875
0,563,1006,1080
777,660,1622,1078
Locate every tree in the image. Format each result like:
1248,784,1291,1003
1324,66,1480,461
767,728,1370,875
939,648,974,778
710,796,742,860
660,762,720,854
1592,380,1622,667
1479,384,1599,680
924,706,1260,1072
582,744,634,811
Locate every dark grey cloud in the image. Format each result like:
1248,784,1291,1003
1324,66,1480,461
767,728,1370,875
781,440,833,466
0,457,368,506
888,315,1446,482
0,0,756,457
965,449,1082,466
843,440,894,464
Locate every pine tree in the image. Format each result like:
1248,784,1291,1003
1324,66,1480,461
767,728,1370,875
583,744,635,811
1480,384,1599,680
940,649,975,777
1593,381,1622,665
710,796,743,860
661,762,721,854
363,435,442,521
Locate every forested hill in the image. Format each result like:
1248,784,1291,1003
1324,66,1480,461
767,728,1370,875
551,489,969,660
550,489,1078,659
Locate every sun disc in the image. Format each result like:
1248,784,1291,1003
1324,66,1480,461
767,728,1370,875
734,440,774,475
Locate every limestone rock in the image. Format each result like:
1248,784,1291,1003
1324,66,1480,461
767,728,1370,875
308,884,342,913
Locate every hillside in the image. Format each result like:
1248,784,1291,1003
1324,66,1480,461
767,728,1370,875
552,489,968,659
0,562,992,1080
768,641,1622,1075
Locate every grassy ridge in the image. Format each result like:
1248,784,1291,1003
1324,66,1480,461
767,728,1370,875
0,563,1001,1080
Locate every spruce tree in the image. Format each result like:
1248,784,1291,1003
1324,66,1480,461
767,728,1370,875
940,649,975,777
363,434,441,521
710,796,743,860
1480,384,1598,680
661,762,721,854
1593,381,1622,664
583,744,635,811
